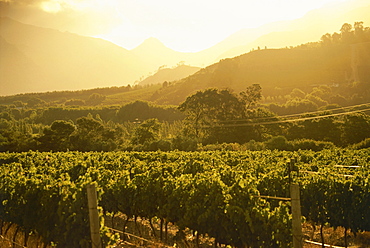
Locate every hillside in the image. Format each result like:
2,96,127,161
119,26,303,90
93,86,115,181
0,36,43,94
151,42,370,105
219,1,370,59
131,38,195,71
138,65,201,86
0,17,149,95
1,0,370,96
2,38,369,107
0,84,161,107
219,4,370,59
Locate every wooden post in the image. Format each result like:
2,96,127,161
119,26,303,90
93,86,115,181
290,183,302,248
87,183,102,248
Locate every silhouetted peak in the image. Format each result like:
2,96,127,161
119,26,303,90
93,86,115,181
132,37,171,53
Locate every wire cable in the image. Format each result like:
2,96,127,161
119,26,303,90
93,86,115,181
217,102,370,123
201,106,370,128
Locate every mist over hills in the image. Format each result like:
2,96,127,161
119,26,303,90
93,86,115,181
219,1,370,59
1,0,370,96
131,38,194,71
0,17,152,95
151,41,370,105
138,65,201,86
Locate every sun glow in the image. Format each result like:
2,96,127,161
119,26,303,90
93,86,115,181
0,0,360,52
40,1,62,13
91,0,348,52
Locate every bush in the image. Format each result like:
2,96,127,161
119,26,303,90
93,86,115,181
146,139,172,151
265,136,293,150
244,140,265,151
65,99,85,106
172,136,198,151
350,138,370,149
290,139,335,151
198,143,244,151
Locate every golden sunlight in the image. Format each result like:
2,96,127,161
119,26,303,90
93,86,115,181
40,1,62,13
0,0,352,52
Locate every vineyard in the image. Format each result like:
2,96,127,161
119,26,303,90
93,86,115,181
0,149,370,247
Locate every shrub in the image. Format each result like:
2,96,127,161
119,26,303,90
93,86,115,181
265,136,293,150
290,139,335,151
65,99,85,106
172,136,198,151
198,143,243,151
244,140,265,151
146,139,172,151
350,138,370,149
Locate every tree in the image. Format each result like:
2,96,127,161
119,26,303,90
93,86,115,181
27,97,46,108
38,120,76,151
305,94,327,108
13,101,25,108
239,84,262,109
321,33,332,46
70,116,106,151
341,113,370,145
0,119,37,152
131,118,162,145
86,93,106,106
265,136,292,150
301,116,341,145
178,86,271,144
290,88,306,99
340,23,354,44
284,98,318,114
178,88,245,142
354,21,364,42
116,100,183,122
65,99,85,106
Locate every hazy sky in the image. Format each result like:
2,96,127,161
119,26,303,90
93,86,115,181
0,0,347,52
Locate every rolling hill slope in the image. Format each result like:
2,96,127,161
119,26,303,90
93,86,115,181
138,65,201,86
150,42,370,105
0,17,149,95
1,0,370,100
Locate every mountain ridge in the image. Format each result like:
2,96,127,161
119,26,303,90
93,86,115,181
149,40,370,105
1,0,370,96
138,65,201,86
0,17,151,95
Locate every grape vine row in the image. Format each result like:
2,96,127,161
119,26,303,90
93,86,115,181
0,148,369,247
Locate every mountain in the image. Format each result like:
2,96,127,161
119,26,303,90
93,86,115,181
2,39,368,107
138,65,201,86
131,38,194,70
0,36,43,94
129,0,370,68
1,0,370,96
150,41,370,105
219,1,370,59
0,17,151,95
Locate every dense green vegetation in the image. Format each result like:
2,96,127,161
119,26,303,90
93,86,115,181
1,79,370,152
1,23,369,153
1,86,369,152
1,22,369,107
0,149,369,247
1,20,370,248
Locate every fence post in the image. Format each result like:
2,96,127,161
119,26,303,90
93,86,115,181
87,183,102,248
290,183,302,248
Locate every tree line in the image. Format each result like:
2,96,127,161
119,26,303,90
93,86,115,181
320,22,370,45
1,84,369,152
